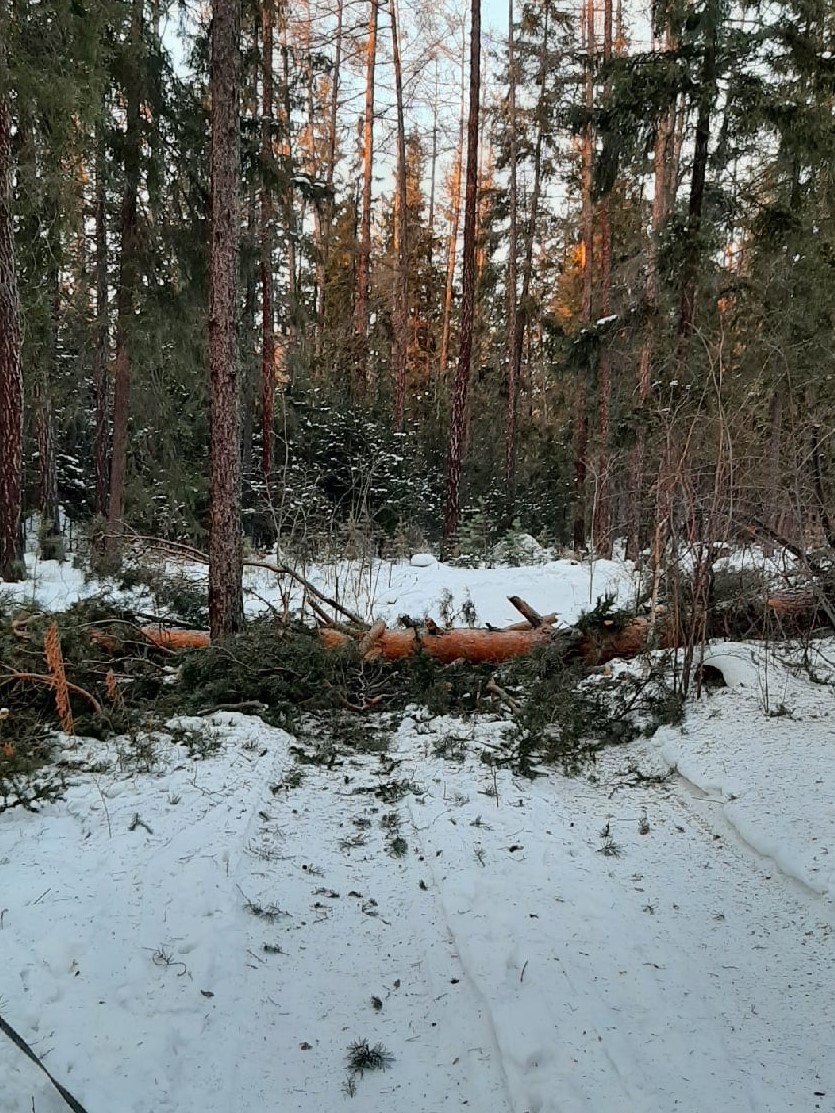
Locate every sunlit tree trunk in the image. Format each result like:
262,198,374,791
438,28,466,388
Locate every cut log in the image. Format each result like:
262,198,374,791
140,627,211,650
320,624,555,663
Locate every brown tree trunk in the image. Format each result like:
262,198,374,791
593,0,613,557
315,0,343,355
106,0,142,557
438,58,466,386
261,0,275,486
0,16,23,581
209,0,244,638
504,0,519,486
443,0,481,543
508,4,548,489
389,0,409,430
278,3,298,348
573,0,595,550
94,133,110,520
678,1,717,341
35,266,60,539
627,26,675,561
354,0,378,400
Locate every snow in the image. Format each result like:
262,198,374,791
2,557,835,1112
2,548,637,630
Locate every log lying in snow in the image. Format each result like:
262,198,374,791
130,611,672,665
320,623,559,664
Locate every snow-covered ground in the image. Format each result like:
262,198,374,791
2,554,834,1112
2,545,637,629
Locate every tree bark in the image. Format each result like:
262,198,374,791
209,0,244,638
260,0,275,486
443,0,481,543
354,0,378,400
0,13,23,580
94,132,110,520
504,0,519,486
678,0,718,340
573,0,595,550
106,0,143,557
627,26,675,561
315,0,343,356
438,45,466,388
593,0,613,557
389,0,409,430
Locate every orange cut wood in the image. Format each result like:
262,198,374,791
320,624,554,663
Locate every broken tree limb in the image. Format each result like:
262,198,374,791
507,595,546,627
0,672,102,715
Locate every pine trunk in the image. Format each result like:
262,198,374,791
94,134,110,519
260,0,275,486
0,18,23,581
443,0,481,543
106,0,142,557
573,0,595,550
354,0,378,400
209,0,244,638
504,0,518,486
678,2,717,340
389,0,408,431
593,0,613,557
438,27,467,402
315,0,343,355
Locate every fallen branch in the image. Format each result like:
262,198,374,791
0,672,102,715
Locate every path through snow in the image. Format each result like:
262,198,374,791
2,699,833,1113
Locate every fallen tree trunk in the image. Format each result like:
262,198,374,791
320,623,558,663
131,612,674,664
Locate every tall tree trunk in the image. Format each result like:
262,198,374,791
315,0,343,356
508,4,548,489
0,13,23,581
438,30,467,390
94,133,110,520
209,0,244,638
278,2,298,348
573,0,595,550
627,27,675,561
35,265,60,540
504,0,519,486
443,0,481,543
389,0,408,430
678,0,717,340
354,0,378,400
427,58,439,267
261,0,275,486
593,0,613,557
106,0,142,557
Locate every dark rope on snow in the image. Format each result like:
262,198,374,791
0,1010,91,1113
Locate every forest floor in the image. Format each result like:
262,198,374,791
1,548,834,1113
